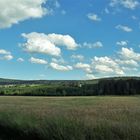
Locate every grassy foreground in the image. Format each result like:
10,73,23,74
0,96,140,140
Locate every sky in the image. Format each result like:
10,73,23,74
0,0,140,80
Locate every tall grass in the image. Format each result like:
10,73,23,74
0,96,140,140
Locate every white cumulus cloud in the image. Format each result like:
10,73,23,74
17,58,24,62
110,0,139,10
119,47,140,61
116,41,128,46
50,62,73,71
87,13,101,21
0,49,11,55
116,59,139,67
21,32,78,56
116,25,133,32
92,56,124,75
29,57,47,64
0,0,49,29
47,33,78,50
75,62,92,73
0,49,13,60
22,32,61,56
95,65,114,73
52,58,65,64
2,54,13,60
71,54,84,61
83,41,103,48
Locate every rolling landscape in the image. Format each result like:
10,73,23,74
0,77,139,139
0,77,140,96
1,0,140,139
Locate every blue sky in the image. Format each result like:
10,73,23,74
0,0,140,80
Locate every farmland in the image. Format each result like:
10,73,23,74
0,96,140,140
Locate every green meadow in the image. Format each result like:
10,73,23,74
0,96,140,140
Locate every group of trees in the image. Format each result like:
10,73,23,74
0,78,140,96
83,79,140,95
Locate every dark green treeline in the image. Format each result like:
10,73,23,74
0,77,140,96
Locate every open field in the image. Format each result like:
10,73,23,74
0,96,140,140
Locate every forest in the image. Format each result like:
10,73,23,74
0,77,140,96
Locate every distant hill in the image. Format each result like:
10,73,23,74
0,76,140,85
0,77,140,96
0,78,81,85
